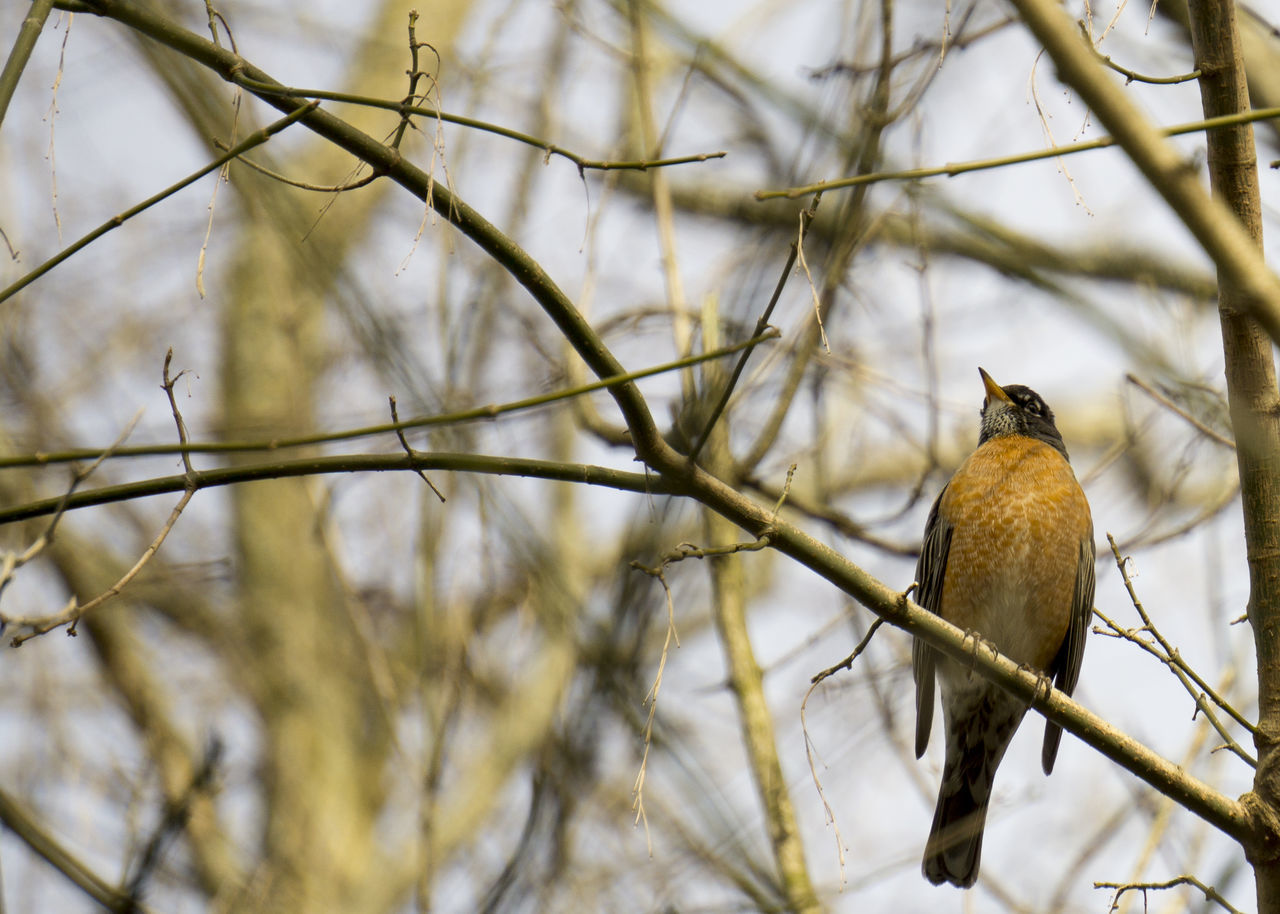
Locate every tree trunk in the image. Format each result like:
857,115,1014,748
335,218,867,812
1187,0,1280,907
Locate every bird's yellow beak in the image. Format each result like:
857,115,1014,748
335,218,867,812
978,367,1013,404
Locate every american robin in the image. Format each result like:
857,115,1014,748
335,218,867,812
913,367,1095,888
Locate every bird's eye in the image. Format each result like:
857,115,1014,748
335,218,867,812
1022,397,1041,416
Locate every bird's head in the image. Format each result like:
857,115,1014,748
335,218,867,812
977,367,1068,459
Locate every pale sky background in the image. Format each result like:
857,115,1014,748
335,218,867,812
0,0,1274,911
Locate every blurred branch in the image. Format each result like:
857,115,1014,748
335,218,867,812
0,788,133,911
0,409,141,633
696,357,819,912
421,618,577,874
84,607,238,896
1126,374,1236,449
121,738,222,906
0,0,55,129
630,176,1219,300
603,0,861,151
626,0,695,405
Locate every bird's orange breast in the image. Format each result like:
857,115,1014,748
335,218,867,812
937,435,1092,670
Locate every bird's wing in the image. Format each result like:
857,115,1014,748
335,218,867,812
1041,529,1096,774
913,488,954,759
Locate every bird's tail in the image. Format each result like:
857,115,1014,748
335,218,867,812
922,771,991,888
923,693,1020,888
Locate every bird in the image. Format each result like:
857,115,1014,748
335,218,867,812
912,367,1095,888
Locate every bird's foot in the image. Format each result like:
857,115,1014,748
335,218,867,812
1017,662,1055,705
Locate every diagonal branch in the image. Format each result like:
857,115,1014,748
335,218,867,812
0,788,132,909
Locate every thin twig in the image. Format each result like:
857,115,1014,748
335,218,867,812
392,11,436,151
809,617,886,687
4,354,202,645
755,104,1280,199
196,82,240,298
687,193,822,461
163,348,194,476
211,138,380,192
0,409,143,623
627,561,680,857
800,617,885,885
1082,22,1201,85
0,453,682,528
769,464,797,524
1097,535,1257,763
0,331,780,469
230,73,726,174
1096,875,1243,914
794,205,829,352
389,396,445,503
0,102,318,306
630,536,771,575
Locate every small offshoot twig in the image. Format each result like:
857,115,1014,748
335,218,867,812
1081,22,1201,85
207,145,380,193
808,618,887,689
1096,875,1243,914
794,202,830,352
389,395,445,503
228,14,431,213
392,11,438,151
